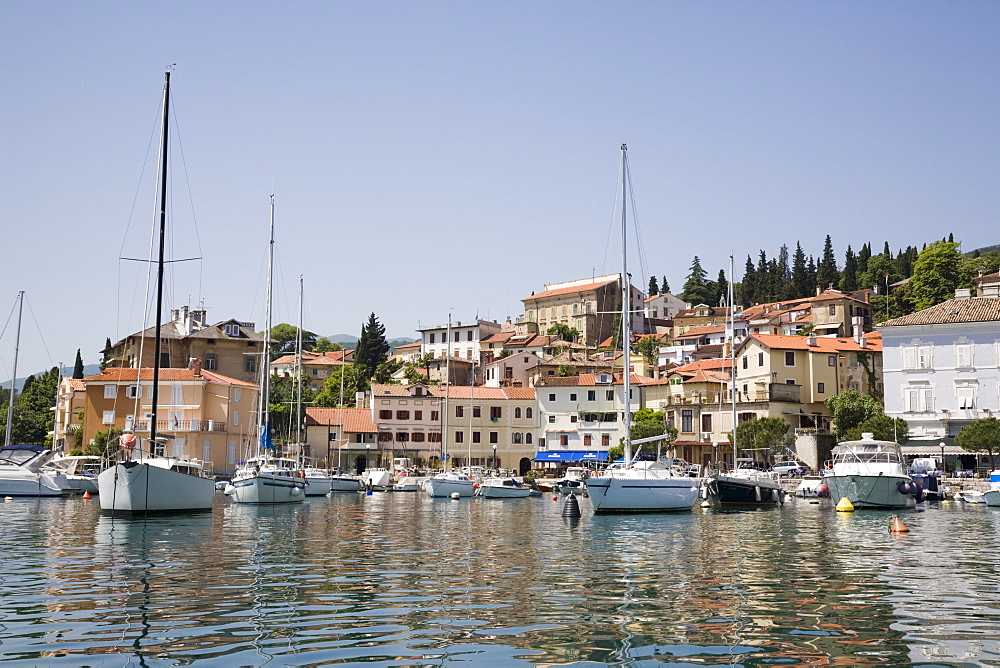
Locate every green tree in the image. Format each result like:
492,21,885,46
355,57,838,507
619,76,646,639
86,427,123,458
791,241,809,298
547,323,580,343
72,349,85,379
267,323,318,354
825,389,884,437
315,365,368,406
840,245,858,292
636,334,659,369
816,235,838,291
955,417,1000,469
0,368,60,445
629,408,678,445
680,256,715,306
101,337,112,371
267,374,317,443
842,414,909,444
661,276,670,293
313,337,343,353
373,359,403,383
741,255,756,305
647,276,659,295
353,313,390,381
910,241,966,310
731,416,789,453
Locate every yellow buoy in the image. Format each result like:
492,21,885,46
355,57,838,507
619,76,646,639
835,496,855,512
890,515,910,533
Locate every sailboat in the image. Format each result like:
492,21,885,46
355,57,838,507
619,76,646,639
584,144,700,513
294,277,332,497
424,315,473,498
97,72,216,515
705,256,784,507
226,196,307,504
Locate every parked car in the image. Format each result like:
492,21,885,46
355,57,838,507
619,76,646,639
773,461,809,476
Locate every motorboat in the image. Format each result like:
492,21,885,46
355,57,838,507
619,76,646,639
956,489,986,504
424,471,474,498
823,433,921,509
553,467,587,494
0,445,71,497
985,471,1000,507
793,476,827,498
705,458,784,507
45,454,101,494
476,477,532,498
329,473,363,492
392,476,421,492
226,455,306,504
362,467,392,491
303,467,333,496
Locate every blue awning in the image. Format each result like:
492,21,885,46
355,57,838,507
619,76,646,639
533,450,608,462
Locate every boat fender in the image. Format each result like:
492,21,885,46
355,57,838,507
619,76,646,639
913,486,925,502
224,485,236,495
290,486,302,496
897,481,912,496
754,486,761,502
119,433,137,450
816,482,830,498
701,484,708,500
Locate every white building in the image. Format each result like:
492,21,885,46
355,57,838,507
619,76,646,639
418,319,502,362
879,292,1000,442
644,292,687,320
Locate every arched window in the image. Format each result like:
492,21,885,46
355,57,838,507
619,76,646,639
525,433,533,444
515,407,522,419
513,432,522,444
525,407,533,419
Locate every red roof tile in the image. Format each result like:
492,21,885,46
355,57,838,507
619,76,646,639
523,277,618,301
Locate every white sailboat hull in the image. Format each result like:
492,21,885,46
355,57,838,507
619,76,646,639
98,461,215,514
329,475,362,492
424,477,474,498
476,485,531,498
0,467,70,497
304,474,332,496
586,471,700,512
229,473,306,504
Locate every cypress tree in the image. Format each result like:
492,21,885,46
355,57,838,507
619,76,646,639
791,242,809,298
776,244,792,299
661,276,670,293
354,313,390,381
716,269,728,306
807,256,818,294
647,276,659,296
816,235,838,291
840,245,858,292
857,242,871,276
742,255,757,305
72,349,84,379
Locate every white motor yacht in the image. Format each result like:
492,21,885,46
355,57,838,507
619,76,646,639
329,473,363,492
0,445,71,497
424,471,474,497
45,454,101,495
823,433,921,509
303,467,333,496
476,477,531,498
362,468,392,491
226,456,306,504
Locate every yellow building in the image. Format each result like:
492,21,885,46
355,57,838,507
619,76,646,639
80,367,258,475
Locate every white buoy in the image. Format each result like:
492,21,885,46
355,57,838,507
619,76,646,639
224,485,236,495
291,487,302,496
450,492,461,500
700,500,711,508
3,496,12,501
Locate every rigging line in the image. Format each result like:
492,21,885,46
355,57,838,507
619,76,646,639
23,296,55,370
624,154,650,298
0,296,18,343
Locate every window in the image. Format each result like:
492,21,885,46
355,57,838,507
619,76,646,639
904,387,935,412
525,408,532,418
467,331,473,341
681,410,693,433
738,412,755,424
472,406,481,418
758,352,764,367
526,433,533,444
234,388,241,402
817,382,825,393
102,410,115,424
587,390,596,401
569,393,577,401
125,385,140,399
431,411,439,421
414,410,423,420
245,356,257,374
701,414,712,432
429,333,435,344
514,407,522,418
490,406,502,419
828,355,836,367
784,351,795,366
829,304,836,316
917,346,932,369
379,410,392,419
490,432,498,444
559,434,569,446
224,323,240,336
456,406,464,418
548,393,556,402
396,432,409,442
455,431,464,443
956,344,973,368
396,410,409,420
172,385,183,405
454,331,460,342
584,434,592,446
742,356,748,369
548,415,556,423
606,390,614,400
233,411,240,426
957,386,976,409
570,415,577,423
412,433,425,442
104,385,117,399
205,354,217,371
472,431,481,443
602,434,610,446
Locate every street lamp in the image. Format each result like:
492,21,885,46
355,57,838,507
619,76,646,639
493,443,497,471
940,441,946,474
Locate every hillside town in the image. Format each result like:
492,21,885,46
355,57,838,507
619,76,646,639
48,267,1000,480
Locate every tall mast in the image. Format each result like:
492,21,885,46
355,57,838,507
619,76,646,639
442,314,451,467
730,254,737,463
259,195,275,456
4,291,24,447
295,275,304,450
150,70,170,453
620,144,633,466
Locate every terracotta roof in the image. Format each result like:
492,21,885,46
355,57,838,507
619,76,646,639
684,369,731,384
65,378,86,392
675,325,725,340
481,331,517,344
974,272,1000,283
746,333,883,353
271,351,349,366
877,297,1000,327
304,407,377,433
675,306,733,318
395,342,422,350
672,358,733,373
367,383,534,401
84,367,257,387
537,373,652,387
523,277,618,301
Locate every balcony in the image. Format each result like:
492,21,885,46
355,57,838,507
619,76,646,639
767,383,801,403
133,419,228,433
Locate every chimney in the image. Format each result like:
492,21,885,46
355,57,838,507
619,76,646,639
955,288,971,300
859,334,868,350
806,336,818,347
193,358,202,377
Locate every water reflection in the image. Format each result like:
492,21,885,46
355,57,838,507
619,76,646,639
1,494,1000,664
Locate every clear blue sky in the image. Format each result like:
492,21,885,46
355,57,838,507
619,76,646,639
3,2,999,377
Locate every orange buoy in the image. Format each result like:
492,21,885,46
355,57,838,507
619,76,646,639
82,490,92,500
552,495,559,501
890,515,910,533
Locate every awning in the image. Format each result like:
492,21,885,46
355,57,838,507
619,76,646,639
533,450,608,462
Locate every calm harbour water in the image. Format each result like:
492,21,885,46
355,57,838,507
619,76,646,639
1,492,999,667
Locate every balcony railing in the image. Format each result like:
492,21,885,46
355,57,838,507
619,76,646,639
767,383,801,403
132,419,228,433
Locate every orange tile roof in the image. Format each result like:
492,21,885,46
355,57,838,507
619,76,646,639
747,333,882,353
523,277,618,301
672,358,733,373
675,325,725,339
685,369,731,384
878,297,1000,327
65,378,86,392
84,367,258,387
304,407,377,433
395,342,422,350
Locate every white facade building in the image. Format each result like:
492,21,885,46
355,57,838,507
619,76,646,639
879,295,1000,441
418,319,502,362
